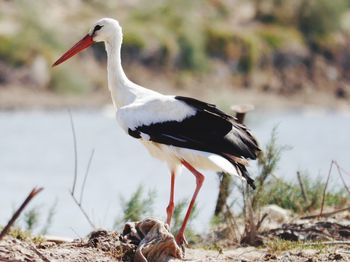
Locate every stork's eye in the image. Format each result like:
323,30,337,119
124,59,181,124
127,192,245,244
93,25,103,33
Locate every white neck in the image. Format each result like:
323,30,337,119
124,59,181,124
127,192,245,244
105,34,137,108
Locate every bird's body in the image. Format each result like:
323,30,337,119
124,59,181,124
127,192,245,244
53,17,260,247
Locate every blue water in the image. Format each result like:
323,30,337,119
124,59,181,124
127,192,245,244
0,108,349,237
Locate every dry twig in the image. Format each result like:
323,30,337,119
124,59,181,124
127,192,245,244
68,111,96,229
304,241,350,246
224,203,240,242
334,161,350,196
79,149,95,205
297,171,308,203
319,161,334,217
0,187,43,241
319,160,350,217
68,110,78,195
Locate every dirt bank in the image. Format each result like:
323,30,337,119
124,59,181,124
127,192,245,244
1,235,349,262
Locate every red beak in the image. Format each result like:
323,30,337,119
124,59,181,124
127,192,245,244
52,34,94,67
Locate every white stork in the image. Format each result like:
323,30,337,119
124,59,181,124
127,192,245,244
53,18,260,246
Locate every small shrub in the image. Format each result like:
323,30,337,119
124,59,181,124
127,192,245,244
298,0,348,43
266,239,326,254
114,185,156,229
23,207,40,232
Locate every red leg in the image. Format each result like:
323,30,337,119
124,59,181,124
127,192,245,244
175,160,205,246
166,171,175,226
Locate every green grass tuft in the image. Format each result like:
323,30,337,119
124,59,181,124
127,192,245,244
114,185,156,229
266,239,326,254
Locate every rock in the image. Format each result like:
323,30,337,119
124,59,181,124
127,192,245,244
328,253,343,260
298,249,319,257
335,85,347,99
261,205,292,223
263,253,277,260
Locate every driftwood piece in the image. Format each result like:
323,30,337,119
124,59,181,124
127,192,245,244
123,218,183,262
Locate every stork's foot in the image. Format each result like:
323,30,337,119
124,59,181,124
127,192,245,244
175,232,188,246
175,233,188,255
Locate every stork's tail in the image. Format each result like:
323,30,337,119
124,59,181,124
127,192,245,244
235,163,256,190
206,153,256,190
222,155,256,190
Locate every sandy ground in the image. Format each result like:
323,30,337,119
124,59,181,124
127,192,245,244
1,235,349,262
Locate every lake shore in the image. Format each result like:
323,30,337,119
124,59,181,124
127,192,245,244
1,85,350,112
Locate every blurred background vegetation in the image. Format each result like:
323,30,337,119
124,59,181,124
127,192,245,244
1,0,350,108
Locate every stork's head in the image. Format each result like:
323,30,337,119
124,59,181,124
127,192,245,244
53,18,122,67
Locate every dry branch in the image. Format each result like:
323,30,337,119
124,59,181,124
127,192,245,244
0,187,43,241
301,206,350,220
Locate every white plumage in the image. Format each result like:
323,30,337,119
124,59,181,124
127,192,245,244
116,95,196,130
53,17,260,247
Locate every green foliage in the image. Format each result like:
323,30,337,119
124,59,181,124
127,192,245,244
250,127,288,210
20,200,57,235
123,33,145,51
251,0,348,51
114,185,156,228
209,214,223,227
237,36,256,74
0,0,60,65
260,32,282,49
0,36,26,66
7,227,32,241
251,127,346,213
298,0,348,42
40,200,57,235
258,173,347,213
1,0,350,94
257,26,303,50
212,126,349,247
23,207,40,232
6,227,45,244
257,127,285,182
266,239,326,254
124,0,209,71
205,27,233,59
